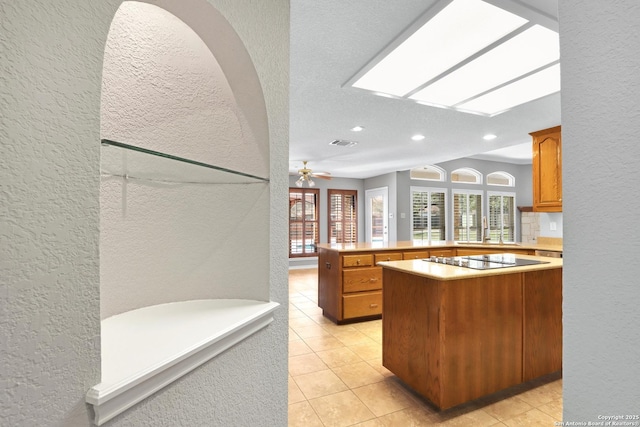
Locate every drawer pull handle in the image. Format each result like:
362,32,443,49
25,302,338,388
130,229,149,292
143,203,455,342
326,262,331,269
369,278,378,282
356,259,361,265
369,304,379,309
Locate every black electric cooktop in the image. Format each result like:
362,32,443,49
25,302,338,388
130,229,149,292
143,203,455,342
423,253,549,270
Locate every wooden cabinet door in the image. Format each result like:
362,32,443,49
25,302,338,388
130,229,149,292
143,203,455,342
531,126,562,212
523,269,563,381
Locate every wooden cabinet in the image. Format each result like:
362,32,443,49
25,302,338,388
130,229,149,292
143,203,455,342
402,251,430,260
429,248,455,257
343,267,382,293
318,244,544,324
319,247,438,323
318,247,382,323
382,267,562,410
374,252,403,263
531,126,562,212
523,269,563,381
343,292,382,319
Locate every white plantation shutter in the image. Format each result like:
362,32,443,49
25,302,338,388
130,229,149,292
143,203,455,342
453,190,483,242
289,188,319,257
328,190,357,244
411,187,446,243
488,192,516,243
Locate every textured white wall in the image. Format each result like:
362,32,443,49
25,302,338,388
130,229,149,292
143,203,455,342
1,0,289,425
0,1,119,425
560,0,640,422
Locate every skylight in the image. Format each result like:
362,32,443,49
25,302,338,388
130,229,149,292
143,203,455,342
347,0,560,116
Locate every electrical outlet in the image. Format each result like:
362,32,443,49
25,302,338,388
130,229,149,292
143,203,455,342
550,222,557,231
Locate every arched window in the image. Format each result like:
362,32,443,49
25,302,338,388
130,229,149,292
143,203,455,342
487,171,515,186
451,168,482,184
410,165,446,181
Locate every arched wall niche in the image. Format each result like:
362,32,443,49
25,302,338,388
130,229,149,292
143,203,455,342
100,0,271,318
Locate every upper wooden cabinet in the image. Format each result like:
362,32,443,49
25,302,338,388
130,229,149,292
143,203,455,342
530,126,562,212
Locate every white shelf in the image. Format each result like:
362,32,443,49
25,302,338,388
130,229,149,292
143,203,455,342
86,299,279,425
101,139,269,184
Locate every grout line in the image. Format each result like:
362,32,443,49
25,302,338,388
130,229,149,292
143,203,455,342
287,268,562,426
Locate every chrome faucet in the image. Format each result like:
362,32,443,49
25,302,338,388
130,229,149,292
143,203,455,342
482,216,491,243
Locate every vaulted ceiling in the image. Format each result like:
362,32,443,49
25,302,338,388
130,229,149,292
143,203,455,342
290,0,560,179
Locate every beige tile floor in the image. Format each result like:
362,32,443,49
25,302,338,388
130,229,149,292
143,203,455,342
288,268,563,427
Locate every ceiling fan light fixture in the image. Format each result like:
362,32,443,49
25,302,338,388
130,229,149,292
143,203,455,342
350,125,364,132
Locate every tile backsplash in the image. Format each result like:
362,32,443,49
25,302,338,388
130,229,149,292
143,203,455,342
520,211,563,243
521,211,541,244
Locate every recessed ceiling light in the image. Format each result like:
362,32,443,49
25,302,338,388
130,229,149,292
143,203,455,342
483,134,497,140
351,126,364,132
411,134,426,141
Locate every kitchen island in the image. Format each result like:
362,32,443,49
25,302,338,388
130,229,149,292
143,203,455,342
317,241,562,323
378,254,562,410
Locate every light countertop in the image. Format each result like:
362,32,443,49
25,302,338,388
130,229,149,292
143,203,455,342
317,240,563,253
378,253,562,281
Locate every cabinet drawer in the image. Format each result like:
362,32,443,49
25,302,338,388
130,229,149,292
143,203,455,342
374,252,403,263
430,249,454,257
343,254,373,267
343,267,382,293
343,292,382,318
403,251,430,260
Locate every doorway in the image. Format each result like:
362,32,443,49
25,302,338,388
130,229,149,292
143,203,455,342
365,187,388,243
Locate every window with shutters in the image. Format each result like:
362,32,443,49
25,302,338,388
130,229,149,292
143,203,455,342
452,190,483,242
411,187,446,243
488,191,516,243
328,189,357,244
289,188,319,257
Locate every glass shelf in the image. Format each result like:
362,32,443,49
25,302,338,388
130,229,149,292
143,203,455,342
100,139,269,184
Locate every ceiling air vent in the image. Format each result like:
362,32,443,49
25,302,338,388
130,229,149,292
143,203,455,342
329,139,358,148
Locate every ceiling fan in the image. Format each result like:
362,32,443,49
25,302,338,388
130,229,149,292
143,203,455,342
295,161,331,187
